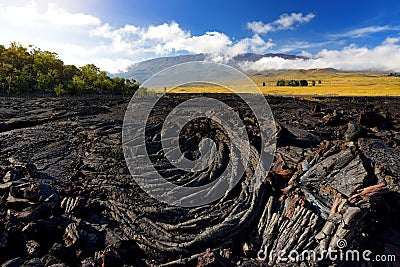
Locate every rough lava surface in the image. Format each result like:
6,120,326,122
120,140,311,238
0,95,399,266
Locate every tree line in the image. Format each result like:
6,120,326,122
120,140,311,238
0,42,139,96
275,79,322,87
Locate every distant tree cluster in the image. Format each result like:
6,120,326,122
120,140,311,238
388,72,400,77
275,79,322,87
0,42,139,96
311,80,322,86
276,79,309,86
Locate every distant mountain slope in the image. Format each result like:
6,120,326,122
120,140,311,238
118,54,206,82
118,53,305,82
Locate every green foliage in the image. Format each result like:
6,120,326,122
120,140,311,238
277,79,309,87
289,80,300,86
299,80,308,86
54,84,67,97
0,42,139,96
276,79,286,86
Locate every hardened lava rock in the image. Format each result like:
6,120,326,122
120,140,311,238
0,95,399,266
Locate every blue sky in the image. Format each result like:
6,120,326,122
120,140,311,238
1,0,400,73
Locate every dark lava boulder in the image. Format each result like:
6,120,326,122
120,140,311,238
277,123,322,148
358,110,392,129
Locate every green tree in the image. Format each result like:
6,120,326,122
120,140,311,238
62,65,81,81
71,75,86,95
80,64,100,93
54,84,67,97
300,80,308,86
288,80,300,86
0,42,140,96
276,79,286,86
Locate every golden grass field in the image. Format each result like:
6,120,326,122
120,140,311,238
164,70,400,96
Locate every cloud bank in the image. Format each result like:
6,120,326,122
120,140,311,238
239,37,400,72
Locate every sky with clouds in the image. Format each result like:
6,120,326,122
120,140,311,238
1,0,400,73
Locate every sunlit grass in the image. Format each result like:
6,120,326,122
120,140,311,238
252,71,400,96
169,85,234,94
148,71,400,96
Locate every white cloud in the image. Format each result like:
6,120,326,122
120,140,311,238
247,12,315,34
383,36,400,44
0,0,100,27
142,22,189,42
45,3,101,26
93,58,135,74
274,12,315,29
90,22,193,57
246,21,274,35
91,22,189,44
329,26,397,38
163,31,232,54
90,23,275,62
228,35,275,56
91,23,139,40
239,37,400,72
277,40,333,53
